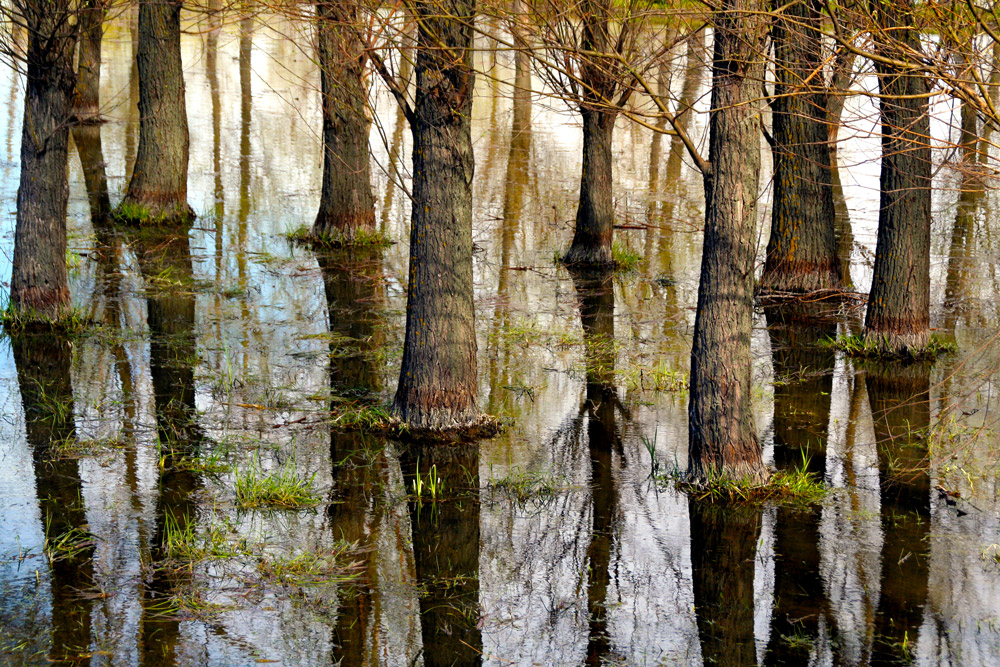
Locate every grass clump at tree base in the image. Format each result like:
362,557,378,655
823,332,956,362
111,200,196,227
286,225,392,249
661,455,827,505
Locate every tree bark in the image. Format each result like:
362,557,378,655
115,0,194,226
563,0,618,267
73,0,106,124
687,0,769,483
564,108,616,266
392,0,481,430
72,124,111,225
10,0,77,320
864,0,932,355
760,0,842,294
311,1,376,241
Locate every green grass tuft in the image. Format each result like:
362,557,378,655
286,225,392,248
823,332,956,361
612,240,641,271
234,455,320,509
664,451,827,505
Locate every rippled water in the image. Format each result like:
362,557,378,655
1,11,1000,666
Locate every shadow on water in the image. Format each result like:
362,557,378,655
13,333,95,663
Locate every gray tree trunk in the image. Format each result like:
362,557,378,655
392,0,482,430
115,0,194,225
687,0,770,483
311,1,376,241
10,0,77,321
73,0,105,123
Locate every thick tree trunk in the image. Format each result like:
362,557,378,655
687,0,769,483
115,0,194,226
760,0,841,294
392,0,481,431
311,1,376,241
564,109,616,266
10,0,76,320
864,0,931,355
73,0,105,124
13,335,94,662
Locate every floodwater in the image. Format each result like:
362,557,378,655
1,11,1000,667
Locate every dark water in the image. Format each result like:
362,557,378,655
1,13,1000,667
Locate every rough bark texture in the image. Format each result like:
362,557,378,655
563,0,618,267
392,0,481,430
564,109,616,266
864,0,932,355
690,501,762,665
73,0,106,123
10,0,77,320
311,1,376,240
13,335,94,662
115,0,194,226
687,0,769,483
760,0,842,294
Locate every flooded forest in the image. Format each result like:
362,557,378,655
3,0,1000,665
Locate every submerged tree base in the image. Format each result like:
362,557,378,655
287,225,392,249
825,332,955,362
329,403,505,443
112,200,196,227
0,300,91,334
561,243,615,269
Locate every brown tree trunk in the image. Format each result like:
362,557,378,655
73,0,105,124
687,0,769,483
10,0,77,321
311,1,376,242
864,0,932,355
115,0,194,226
392,0,481,431
564,109,616,266
13,335,95,662
563,0,618,267
760,0,842,294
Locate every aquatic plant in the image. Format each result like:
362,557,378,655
233,455,320,509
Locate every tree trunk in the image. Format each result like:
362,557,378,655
311,1,376,241
115,0,194,226
73,0,105,124
864,0,931,355
687,0,769,483
564,109,616,266
10,0,76,321
392,0,481,431
563,0,618,267
760,0,841,294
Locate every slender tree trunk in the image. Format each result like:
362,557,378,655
392,0,481,431
73,0,105,123
311,1,376,241
760,0,841,294
687,0,769,483
563,0,618,267
864,0,931,355
564,109,616,266
10,0,77,320
115,0,194,226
